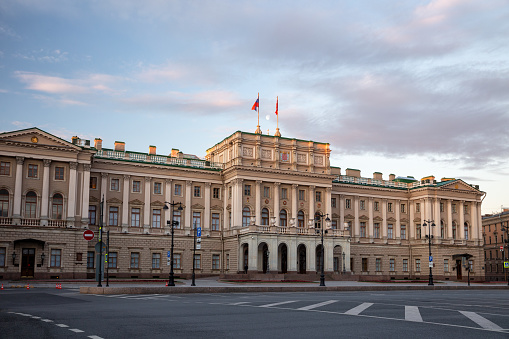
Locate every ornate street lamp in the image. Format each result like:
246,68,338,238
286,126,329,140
163,201,183,286
314,212,331,287
423,220,436,286
191,221,197,286
501,222,509,286
41,252,45,266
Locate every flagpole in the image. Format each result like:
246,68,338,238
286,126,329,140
275,96,281,137
255,92,262,134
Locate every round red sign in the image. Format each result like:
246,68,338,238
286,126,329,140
83,229,95,241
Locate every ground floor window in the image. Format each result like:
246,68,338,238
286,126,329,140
444,259,449,272
362,258,368,272
152,253,161,269
50,249,61,267
415,259,421,272
0,247,5,267
403,259,408,272
173,253,181,269
375,258,381,272
87,251,94,269
108,252,117,268
130,252,139,269
389,259,395,272
212,254,220,270
194,254,201,269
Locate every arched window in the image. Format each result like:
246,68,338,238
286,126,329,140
242,207,250,227
441,220,445,239
452,221,457,239
280,209,287,227
261,208,269,226
0,189,9,217
297,210,304,228
25,191,37,218
464,222,469,240
52,193,63,219
314,212,321,228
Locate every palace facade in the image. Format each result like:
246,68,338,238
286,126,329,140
482,210,509,282
0,127,485,281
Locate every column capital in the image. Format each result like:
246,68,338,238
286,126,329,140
326,187,331,193
101,172,108,178
123,175,130,181
69,162,78,170
256,180,262,185
205,182,212,188
274,182,281,187
43,159,52,167
16,156,25,165
83,164,91,171
292,184,298,189
165,178,172,184
145,176,152,182
186,180,193,187
309,185,315,191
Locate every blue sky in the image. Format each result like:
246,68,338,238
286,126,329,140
1,0,508,214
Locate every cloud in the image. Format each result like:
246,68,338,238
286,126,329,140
14,49,69,63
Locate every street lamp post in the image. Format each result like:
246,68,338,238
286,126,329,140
163,201,183,287
191,222,197,286
501,221,509,286
423,219,436,286
342,252,346,273
314,212,330,287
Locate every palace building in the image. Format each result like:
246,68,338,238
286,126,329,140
482,210,509,282
0,127,485,282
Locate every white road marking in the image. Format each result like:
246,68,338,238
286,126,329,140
69,328,85,333
31,316,41,319
17,313,32,317
344,303,373,315
41,319,53,322
459,311,503,331
88,336,105,339
297,300,338,311
405,306,423,322
230,301,251,305
259,300,299,308
105,294,127,298
55,324,69,328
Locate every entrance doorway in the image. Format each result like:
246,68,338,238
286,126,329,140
297,244,306,274
279,243,288,273
316,245,324,273
261,243,269,273
456,260,462,280
21,248,35,278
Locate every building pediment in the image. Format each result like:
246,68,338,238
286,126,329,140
0,127,82,150
373,216,383,221
438,179,479,192
129,199,144,205
151,200,165,207
359,215,369,221
344,214,354,219
107,197,122,204
89,196,100,203
387,217,396,222
400,217,408,223
192,203,205,209
211,205,222,210
332,213,340,219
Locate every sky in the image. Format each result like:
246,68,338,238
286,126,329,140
1,0,508,214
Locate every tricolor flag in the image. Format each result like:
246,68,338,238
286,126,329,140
252,94,259,111
275,96,278,115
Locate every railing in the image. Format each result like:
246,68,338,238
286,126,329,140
277,226,289,234
0,217,12,225
48,219,67,227
336,175,409,189
20,218,40,226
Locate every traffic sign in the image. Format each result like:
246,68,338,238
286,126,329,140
500,246,504,251
429,255,433,262
505,262,509,269
167,251,171,258
196,243,201,250
197,227,202,237
94,241,106,252
83,230,95,241
429,262,433,268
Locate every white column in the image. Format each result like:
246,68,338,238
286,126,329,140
255,181,262,225
477,202,483,241
447,200,453,239
80,164,91,228
339,195,345,230
222,184,228,230
185,181,192,229
122,175,130,227
325,187,331,218
204,182,211,230
13,157,24,219
353,196,359,237
67,162,78,226
100,173,108,224
459,201,465,239
40,159,51,225
434,198,441,238
234,179,243,227
368,197,374,239
309,186,315,227
409,200,415,239
291,184,298,223
396,200,401,239
382,199,387,239
470,202,478,241
249,236,258,271
274,182,280,226
143,177,151,230
164,179,172,222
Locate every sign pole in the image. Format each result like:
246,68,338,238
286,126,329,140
97,196,104,287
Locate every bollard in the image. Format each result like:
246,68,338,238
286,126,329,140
26,283,30,290
1,283,3,290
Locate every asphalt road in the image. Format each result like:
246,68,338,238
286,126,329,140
1,288,509,338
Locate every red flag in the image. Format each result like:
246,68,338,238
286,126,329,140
252,93,259,111
275,96,278,115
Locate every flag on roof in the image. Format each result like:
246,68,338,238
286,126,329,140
275,96,278,115
251,93,259,111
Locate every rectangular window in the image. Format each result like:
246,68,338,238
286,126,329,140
415,259,421,272
174,184,182,196
0,161,10,175
193,211,201,228
360,222,366,238
152,209,161,228
0,247,6,267
464,204,468,214
50,249,61,267
315,191,321,202
374,201,379,211
440,202,444,212
374,223,380,238
263,186,270,198
131,208,140,227
362,258,368,272
28,164,38,178
130,252,139,269
109,206,118,226
345,199,351,209
389,259,395,272
299,190,305,201
226,253,230,270
281,188,288,199
111,178,119,191
152,253,161,269
213,187,220,199
89,205,97,225
388,224,393,239
360,200,365,210
173,253,181,269
469,260,473,271
444,259,449,272
153,182,162,194
400,204,406,213
416,203,420,213
54,167,64,180
212,254,220,270
229,186,232,199
331,198,337,208
452,204,457,213
132,180,141,193
194,254,201,269
332,220,337,229
388,203,393,212
194,186,201,198
108,252,117,268
416,224,421,239
244,185,251,196
87,251,94,269
375,258,381,272
401,224,406,239
211,213,220,231
173,210,181,229
403,259,408,272
90,177,98,189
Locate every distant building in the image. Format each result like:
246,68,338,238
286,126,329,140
0,127,485,281
482,209,509,282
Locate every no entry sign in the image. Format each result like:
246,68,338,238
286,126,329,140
83,229,95,241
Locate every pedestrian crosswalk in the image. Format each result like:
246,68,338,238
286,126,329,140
87,293,509,333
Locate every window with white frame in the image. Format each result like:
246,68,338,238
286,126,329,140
110,178,119,191
388,224,393,239
28,164,38,178
173,253,181,269
194,254,201,269
192,211,201,228
211,213,220,231
345,198,351,209
131,208,141,226
109,207,119,226
152,253,161,269
400,203,406,213
152,209,161,228
130,252,139,269
389,258,395,272
212,254,220,270
281,187,288,199
193,186,201,198
403,259,408,272
375,258,381,272
50,249,61,267
244,184,251,196
360,200,365,210
388,202,393,212
174,184,182,196
374,201,379,211
153,182,162,195
415,259,421,272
